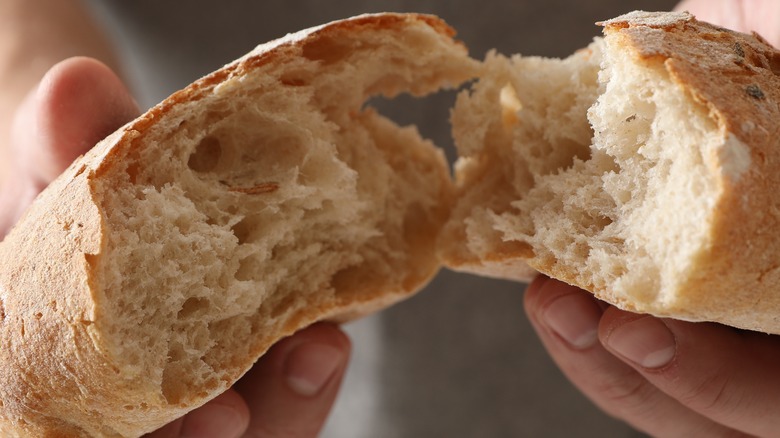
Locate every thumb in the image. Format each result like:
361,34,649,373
235,323,352,438
13,56,140,187
0,57,139,236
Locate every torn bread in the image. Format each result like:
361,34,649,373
0,14,477,437
4,8,780,438
441,10,780,333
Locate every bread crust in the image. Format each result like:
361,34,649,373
496,11,780,333
441,10,780,334
597,11,780,331
0,13,473,437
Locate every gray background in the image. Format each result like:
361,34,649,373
86,1,678,436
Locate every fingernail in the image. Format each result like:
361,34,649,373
606,316,676,369
284,342,344,396
542,292,602,349
180,403,245,438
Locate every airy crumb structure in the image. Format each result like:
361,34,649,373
441,12,765,325
441,43,603,280
0,14,477,437
90,15,475,414
497,36,725,306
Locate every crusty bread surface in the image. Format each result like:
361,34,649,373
4,9,780,438
442,10,780,333
0,13,477,437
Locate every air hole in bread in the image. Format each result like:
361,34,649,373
303,37,350,64
230,216,252,244
167,341,185,362
87,17,473,413
177,297,210,319
234,256,259,282
188,136,222,172
161,366,186,404
280,70,312,87
301,35,353,65
125,151,141,184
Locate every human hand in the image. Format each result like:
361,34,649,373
524,276,780,437
675,0,780,47
0,57,351,438
148,321,350,438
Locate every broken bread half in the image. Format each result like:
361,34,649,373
0,14,477,437
441,10,780,333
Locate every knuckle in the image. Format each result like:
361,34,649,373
677,371,734,413
592,368,656,415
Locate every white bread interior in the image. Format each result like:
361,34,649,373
442,43,602,281
442,10,769,327
444,34,723,305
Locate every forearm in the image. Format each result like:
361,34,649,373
0,0,118,181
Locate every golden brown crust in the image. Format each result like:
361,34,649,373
450,11,780,334
528,12,780,331
598,12,780,330
0,146,168,437
0,13,468,437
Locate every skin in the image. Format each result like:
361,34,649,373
0,1,350,437
524,4,780,437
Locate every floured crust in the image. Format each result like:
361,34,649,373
0,13,474,437
456,11,780,333
598,12,780,330
597,10,694,28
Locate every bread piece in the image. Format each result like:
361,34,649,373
0,13,477,437
441,10,780,333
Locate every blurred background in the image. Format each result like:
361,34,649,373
85,1,678,436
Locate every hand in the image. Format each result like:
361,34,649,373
0,57,351,438
149,322,350,438
675,0,780,47
525,277,780,437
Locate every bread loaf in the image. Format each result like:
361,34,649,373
3,9,780,437
0,14,477,437
441,10,780,334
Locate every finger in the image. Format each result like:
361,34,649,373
601,307,780,437
524,277,739,437
0,56,138,236
178,389,249,438
145,389,250,438
144,418,183,438
13,56,139,186
675,0,780,48
234,322,351,438
673,0,748,31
